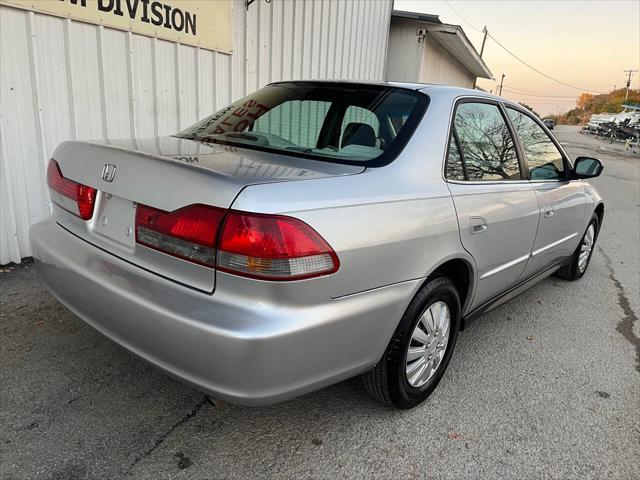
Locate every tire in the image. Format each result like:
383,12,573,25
555,213,599,281
363,276,461,409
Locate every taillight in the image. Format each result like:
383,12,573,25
217,212,339,280
135,204,225,268
47,159,97,220
134,204,339,280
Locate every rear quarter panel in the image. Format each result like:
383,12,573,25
233,173,464,299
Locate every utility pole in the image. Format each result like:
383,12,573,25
623,69,638,102
498,73,505,96
479,26,488,57
472,26,488,90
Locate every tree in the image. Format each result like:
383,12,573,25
577,93,595,110
557,88,640,124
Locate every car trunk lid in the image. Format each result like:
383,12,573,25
49,136,363,292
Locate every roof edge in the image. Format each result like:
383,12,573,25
426,25,493,80
391,9,442,24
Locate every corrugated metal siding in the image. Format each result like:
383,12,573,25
0,0,392,264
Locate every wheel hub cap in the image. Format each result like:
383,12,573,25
405,301,451,388
578,224,595,273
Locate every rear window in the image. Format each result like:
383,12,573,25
176,82,428,166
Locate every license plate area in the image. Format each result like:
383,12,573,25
92,193,137,249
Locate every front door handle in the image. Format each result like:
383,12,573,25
469,217,487,235
543,205,555,218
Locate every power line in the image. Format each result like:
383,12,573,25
501,87,578,99
443,0,483,32
485,34,607,94
509,99,578,105
504,85,578,97
442,0,607,95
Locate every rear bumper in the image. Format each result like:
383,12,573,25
30,219,419,405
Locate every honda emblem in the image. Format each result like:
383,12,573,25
101,164,116,182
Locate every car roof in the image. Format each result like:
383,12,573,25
267,79,514,105
268,79,429,90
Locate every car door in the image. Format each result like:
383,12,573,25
505,107,588,278
445,100,540,308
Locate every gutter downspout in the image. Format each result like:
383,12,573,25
382,0,394,80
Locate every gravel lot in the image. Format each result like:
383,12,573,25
1,126,639,479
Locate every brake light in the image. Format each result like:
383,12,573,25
135,204,225,268
134,204,339,279
217,212,339,280
47,159,97,220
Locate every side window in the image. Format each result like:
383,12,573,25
445,131,466,181
454,102,521,181
253,100,331,149
506,108,566,180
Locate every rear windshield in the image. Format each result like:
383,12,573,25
175,82,428,166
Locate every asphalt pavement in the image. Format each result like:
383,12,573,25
1,125,639,479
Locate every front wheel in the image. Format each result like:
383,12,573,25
363,276,461,409
555,214,599,281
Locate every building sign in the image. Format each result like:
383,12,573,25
0,0,232,53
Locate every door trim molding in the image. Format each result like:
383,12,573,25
480,253,530,279
531,232,578,257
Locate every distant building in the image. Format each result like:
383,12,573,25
386,10,492,88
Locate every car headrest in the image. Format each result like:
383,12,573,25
341,122,376,148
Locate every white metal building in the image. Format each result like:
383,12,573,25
0,0,393,264
386,10,492,88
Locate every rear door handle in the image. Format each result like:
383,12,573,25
543,205,555,218
469,217,487,235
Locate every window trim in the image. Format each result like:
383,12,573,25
443,97,528,184
502,104,572,183
453,126,468,180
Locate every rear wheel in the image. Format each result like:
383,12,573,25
555,213,599,281
363,276,460,409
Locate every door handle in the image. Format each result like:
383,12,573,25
543,206,555,218
469,217,487,235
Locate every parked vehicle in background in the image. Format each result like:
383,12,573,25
31,81,604,409
543,118,555,129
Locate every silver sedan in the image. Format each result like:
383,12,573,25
31,81,604,409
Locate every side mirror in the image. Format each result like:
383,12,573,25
573,157,603,179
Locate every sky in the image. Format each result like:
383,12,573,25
393,0,640,116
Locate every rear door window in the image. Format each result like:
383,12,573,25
506,108,566,180
453,102,522,181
